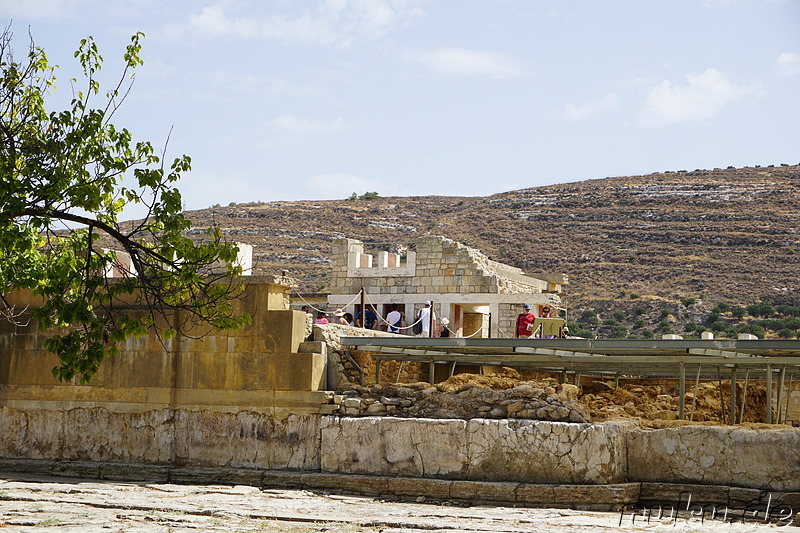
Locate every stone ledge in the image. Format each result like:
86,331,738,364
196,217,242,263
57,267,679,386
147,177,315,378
1,459,794,514
0,459,639,511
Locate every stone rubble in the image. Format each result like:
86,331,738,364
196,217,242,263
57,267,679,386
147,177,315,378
329,380,590,423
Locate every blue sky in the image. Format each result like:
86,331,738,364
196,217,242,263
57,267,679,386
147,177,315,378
2,0,799,211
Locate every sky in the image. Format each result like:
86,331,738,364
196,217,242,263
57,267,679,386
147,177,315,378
2,0,799,212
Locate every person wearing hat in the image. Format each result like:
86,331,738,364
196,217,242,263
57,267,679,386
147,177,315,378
333,308,349,325
439,317,452,337
515,304,536,338
416,301,436,337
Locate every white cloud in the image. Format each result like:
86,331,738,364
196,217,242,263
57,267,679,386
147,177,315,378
0,0,80,19
272,114,348,134
561,93,619,121
162,0,422,47
416,47,526,79
638,69,752,126
777,52,800,77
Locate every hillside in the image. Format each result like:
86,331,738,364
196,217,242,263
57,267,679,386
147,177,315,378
186,164,800,338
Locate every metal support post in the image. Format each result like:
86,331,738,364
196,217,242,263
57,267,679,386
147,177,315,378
739,369,750,424
428,300,435,337
428,359,435,384
730,365,738,425
777,365,787,424
784,374,794,425
690,365,701,422
375,360,381,384
717,366,726,424
766,364,773,424
679,362,686,420
360,286,366,328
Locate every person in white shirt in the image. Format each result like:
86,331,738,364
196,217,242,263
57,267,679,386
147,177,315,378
416,301,436,337
386,304,402,333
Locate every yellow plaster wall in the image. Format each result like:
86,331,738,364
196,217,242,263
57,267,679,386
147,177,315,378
0,279,326,414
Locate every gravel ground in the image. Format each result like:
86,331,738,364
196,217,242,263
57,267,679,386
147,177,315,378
0,473,791,532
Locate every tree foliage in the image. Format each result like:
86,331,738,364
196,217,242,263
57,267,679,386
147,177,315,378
0,28,250,383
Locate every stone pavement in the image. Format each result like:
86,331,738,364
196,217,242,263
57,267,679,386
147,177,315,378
0,472,793,532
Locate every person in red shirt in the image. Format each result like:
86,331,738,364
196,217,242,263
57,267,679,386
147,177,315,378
515,304,536,338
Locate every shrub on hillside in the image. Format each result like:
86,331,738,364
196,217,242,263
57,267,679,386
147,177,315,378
747,301,774,318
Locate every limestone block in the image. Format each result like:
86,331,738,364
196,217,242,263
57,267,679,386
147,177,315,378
217,467,264,487
464,419,628,484
304,473,389,495
249,310,306,354
173,411,321,471
728,486,771,508
387,477,452,499
342,398,362,408
263,469,305,489
450,480,519,503
551,483,640,506
98,462,170,483
627,426,800,491
0,406,64,459
53,460,100,479
515,484,557,505
270,352,326,391
0,458,53,476
320,417,470,478
638,482,729,507
61,408,174,463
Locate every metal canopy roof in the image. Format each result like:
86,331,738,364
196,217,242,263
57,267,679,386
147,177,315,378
340,337,800,377
340,336,800,424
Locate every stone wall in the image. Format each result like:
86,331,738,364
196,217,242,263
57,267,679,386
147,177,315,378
627,424,800,491
321,417,628,484
0,278,327,416
329,236,552,297
1,407,799,493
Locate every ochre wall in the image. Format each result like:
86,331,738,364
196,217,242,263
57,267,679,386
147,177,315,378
0,278,327,416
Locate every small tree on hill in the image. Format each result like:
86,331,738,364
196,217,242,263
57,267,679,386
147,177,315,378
0,28,250,383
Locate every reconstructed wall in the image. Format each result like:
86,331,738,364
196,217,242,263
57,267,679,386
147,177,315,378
2,276,798,503
0,277,327,414
1,409,799,494
0,407,321,470
327,236,564,337
329,235,554,296
321,417,627,484
628,424,800,491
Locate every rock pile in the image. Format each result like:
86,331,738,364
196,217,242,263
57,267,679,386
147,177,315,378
331,380,590,423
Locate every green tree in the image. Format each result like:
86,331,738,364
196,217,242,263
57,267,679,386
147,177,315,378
747,301,774,318
0,29,250,383
712,302,730,314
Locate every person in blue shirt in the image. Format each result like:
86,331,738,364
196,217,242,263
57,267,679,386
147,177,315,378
356,308,378,329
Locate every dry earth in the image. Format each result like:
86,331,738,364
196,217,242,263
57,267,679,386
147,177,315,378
340,368,776,426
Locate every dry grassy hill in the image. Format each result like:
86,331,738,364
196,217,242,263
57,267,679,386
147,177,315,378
185,164,800,338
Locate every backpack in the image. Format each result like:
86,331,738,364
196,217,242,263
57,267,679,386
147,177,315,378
412,310,423,335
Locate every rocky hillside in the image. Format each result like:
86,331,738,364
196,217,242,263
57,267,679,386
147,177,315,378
186,164,800,338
